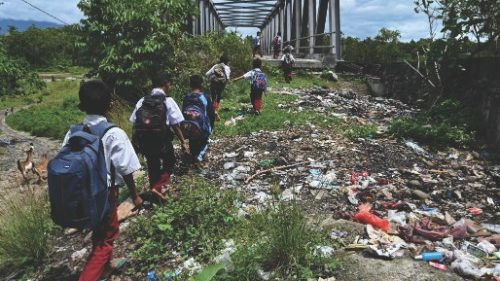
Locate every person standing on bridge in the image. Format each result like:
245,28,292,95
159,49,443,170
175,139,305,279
253,31,263,58
273,32,282,59
232,58,267,115
206,54,231,120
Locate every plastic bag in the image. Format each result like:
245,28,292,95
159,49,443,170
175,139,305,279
353,203,389,232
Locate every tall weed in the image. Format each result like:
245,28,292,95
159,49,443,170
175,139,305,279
0,192,54,270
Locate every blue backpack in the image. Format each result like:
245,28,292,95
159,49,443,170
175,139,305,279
48,122,116,230
251,70,267,92
181,93,211,139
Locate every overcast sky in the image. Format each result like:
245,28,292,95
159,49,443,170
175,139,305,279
0,0,434,41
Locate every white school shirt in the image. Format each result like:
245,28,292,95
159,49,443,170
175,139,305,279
62,115,142,186
281,54,295,63
129,88,185,126
243,68,262,84
206,63,231,80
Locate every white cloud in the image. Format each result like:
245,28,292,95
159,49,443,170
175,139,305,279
0,0,82,24
341,0,439,41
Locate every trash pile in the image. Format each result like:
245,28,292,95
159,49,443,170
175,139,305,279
278,87,414,126
201,88,499,280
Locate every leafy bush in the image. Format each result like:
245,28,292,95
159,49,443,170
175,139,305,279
127,176,238,271
389,99,476,147
0,192,54,271
215,202,339,281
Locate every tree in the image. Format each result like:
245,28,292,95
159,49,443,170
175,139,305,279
2,26,78,68
77,0,196,99
0,43,44,97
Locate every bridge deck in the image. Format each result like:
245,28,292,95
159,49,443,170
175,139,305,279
260,56,323,69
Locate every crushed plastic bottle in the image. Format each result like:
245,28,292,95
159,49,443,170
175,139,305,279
415,252,444,261
147,271,159,281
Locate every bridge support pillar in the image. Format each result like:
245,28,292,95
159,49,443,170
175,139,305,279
294,0,302,52
307,0,315,55
329,0,341,59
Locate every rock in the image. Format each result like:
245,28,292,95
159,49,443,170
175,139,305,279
412,189,430,200
408,180,422,188
64,228,79,236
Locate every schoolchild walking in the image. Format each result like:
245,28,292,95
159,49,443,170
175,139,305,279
49,80,143,281
206,54,231,120
281,46,295,83
130,73,189,200
273,32,282,59
232,58,268,115
181,75,215,168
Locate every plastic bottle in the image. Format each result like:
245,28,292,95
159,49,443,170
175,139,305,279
415,252,444,261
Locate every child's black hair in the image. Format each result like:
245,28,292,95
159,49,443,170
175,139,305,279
252,58,262,69
78,80,112,115
219,54,229,64
277,32,281,36
257,31,261,35
152,72,171,88
190,75,203,89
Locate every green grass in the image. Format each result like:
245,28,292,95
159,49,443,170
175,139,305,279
0,192,54,272
214,202,340,281
344,123,378,140
127,176,238,273
6,96,85,139
5,80,134,140
0,80,79,111
388,99,476,148
262,64,368,94
213,82,343,137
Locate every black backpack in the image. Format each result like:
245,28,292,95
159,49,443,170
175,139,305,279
133,94,170,155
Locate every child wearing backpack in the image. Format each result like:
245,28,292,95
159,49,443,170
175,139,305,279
232,58,267,115
130,73,189,200
50,80,143,281
181,75,215,167
281,46,295,83
206,54,231,120
273,32,282,59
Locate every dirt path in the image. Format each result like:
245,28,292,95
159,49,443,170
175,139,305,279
0,109,60,191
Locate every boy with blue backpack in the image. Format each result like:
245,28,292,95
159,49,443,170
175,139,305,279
232,58,267,115
49,80,143,281
181,75,215,167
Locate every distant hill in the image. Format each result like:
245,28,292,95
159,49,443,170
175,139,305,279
0,19,62,34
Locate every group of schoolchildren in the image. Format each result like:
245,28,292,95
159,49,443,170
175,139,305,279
253,31,296,83
47,54,273,280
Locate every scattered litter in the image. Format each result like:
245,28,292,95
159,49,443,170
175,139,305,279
71,248,88,262
314,246,335,257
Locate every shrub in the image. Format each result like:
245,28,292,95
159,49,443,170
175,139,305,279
389,99,476,147
0,192,54,271
215,202,339,281
127,176,238,271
